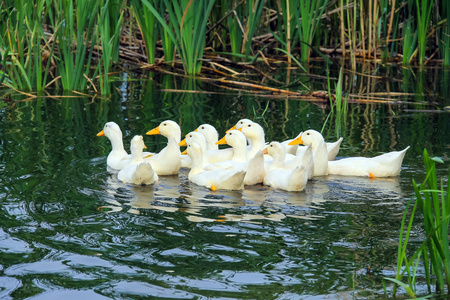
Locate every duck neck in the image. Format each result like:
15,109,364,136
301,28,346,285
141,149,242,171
131,148,144,164
249,135,265,157
207,140,218,151
189,150,208,175
231,142,247,163
110,134,126,154
272,151,285,168
166,137,181,154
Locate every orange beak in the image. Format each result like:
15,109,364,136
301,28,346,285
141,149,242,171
181,149,187,155
288,136,303,145
179,138,187,147
262,148,268,154
97,129,105,137
226,124,237,133
216,136,227,145
146,126,161,135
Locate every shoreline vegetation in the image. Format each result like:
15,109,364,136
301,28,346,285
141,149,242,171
0,0,448,101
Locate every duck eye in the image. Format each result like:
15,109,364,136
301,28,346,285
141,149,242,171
307,132,310,135
229,132,232,135
248,124,252,127
201,126,204,129
164,123,167,126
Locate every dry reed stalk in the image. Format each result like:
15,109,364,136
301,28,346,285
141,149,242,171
360,0,366,59
244,65,283,84
386,0,396,46
208,62,240,75
2,85,37,98
286,0,291,63
372,0,378,61
211,79,304,95
340,0,346,58
83,74,98,93
368,0,372,58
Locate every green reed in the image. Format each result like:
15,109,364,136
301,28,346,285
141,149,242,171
53,0,99,91
416,0,433,65
402,1,418,65
130,0,159,64
0,0,53,90
277,0,297,62
226,0,244,57
385,149,450,297
139,0,215,74
328,66,347,114
96,0,124,95
322,66,347,137
439,1,450,66
242,0,265,60
297,0,328,62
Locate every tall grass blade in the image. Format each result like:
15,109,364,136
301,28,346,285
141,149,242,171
387,149,450,297
416,0,433,65
131,0,159,64
297,0,328,62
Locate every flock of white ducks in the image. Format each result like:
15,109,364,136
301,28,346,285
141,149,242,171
97,119,410,192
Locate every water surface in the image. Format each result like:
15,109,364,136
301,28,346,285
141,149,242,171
1,66,450,299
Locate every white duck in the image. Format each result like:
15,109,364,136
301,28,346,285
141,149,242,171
237,121,267,159
195,124,219,151
328,146,410,178
288,129,329,176
180,131,233,165
186,141,246,191
228,118,253,131
97,121,154,170
118,135,158,185
227,119,253,145
262,145,308,192
146,120,182,175
264,141,314,180
264,166,307,192
283,135,343,161
215,130,265,185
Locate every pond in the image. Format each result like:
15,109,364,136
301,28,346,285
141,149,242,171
1,64,450,299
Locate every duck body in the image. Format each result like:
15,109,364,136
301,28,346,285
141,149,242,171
118,135,158,185
264,166,308,192
187,141,246,190
328,146,410,177
263,141,309,191
146,120,182,175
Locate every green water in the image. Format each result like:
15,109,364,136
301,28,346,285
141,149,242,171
1,67,450,299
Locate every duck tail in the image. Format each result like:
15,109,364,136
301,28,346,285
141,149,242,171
133,163,157,185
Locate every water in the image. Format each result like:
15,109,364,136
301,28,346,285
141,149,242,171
1,66,450,299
